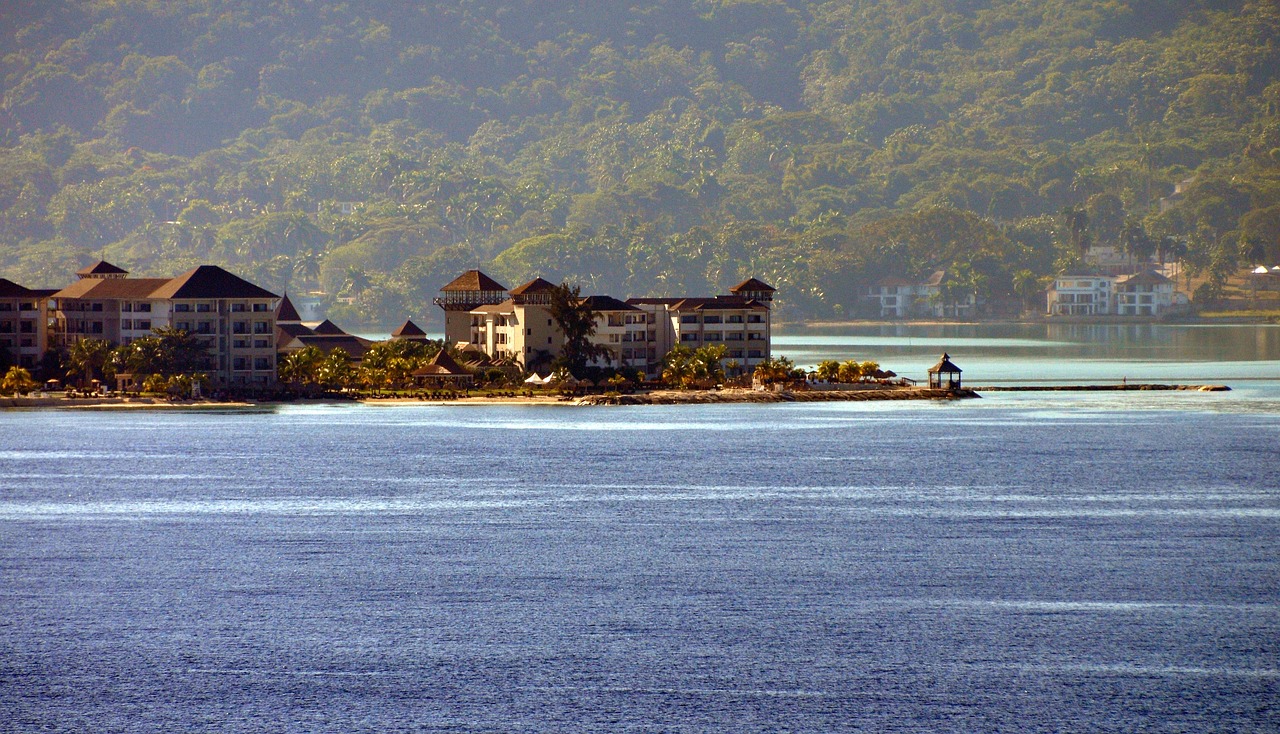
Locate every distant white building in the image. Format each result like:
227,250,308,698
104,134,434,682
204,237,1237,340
1114,270,1175,316
865,270,974,318
1047,274,1114,316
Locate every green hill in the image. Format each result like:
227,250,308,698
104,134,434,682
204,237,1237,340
2,0,1277,326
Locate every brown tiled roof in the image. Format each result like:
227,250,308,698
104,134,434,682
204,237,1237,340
390,319,427,337
77,260,128,276
276,321,314,350
294,334,372,358
581,295,638,311
276,293,302,322
310,319,348,335
1116,270,1172,287
53,277,171,299
508,277,558,295
626,297,683,306
440,269,507,292
149,265,278,300
471,300,515,314
414,348,468,376
729,277,776,293
671,295,767,311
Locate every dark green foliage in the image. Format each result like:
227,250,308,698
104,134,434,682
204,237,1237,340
1,0,1279,325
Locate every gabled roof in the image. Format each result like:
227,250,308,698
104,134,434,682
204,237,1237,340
729,277,776,293
471,299,516,315
52,277,170,300
582,295,638,312
670,295,767,311
390,319,427,337
0,278,35,298
276,293,302,322
77,260,128,277
276,321,314,350
149,265,278,300
413,348,468,376
928,353,962,374
1116,270,1172,287
287,334,373,359
310,319,347,335
922,270,947,287
509,277,558,296
440,269,507,292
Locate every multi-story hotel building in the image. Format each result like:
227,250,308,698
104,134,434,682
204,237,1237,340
434,269,509,345
441,271,775,377
49,261,280,386
0,278,54,369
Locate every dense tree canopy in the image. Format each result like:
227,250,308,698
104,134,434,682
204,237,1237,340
2,0,1278,326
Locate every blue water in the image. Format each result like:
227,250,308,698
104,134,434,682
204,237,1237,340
2,387,1279,732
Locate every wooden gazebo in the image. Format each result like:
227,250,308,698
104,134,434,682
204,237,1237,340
927,353,962,390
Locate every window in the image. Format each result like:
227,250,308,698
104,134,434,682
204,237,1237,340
254,357,271,370
121,320,132,330
233,322,248,334
681,333,699,342
609,334,620,343
0,321,11,333
748,333,764,341
608,314,624,327
726,333,743,341
196,303,212,313
704,332,721,342
547,337,552,344
748,349,763,358
547,319,552,326
231,303,246,312
136,320,151,331
748,314,763,323
0,303,10,311
91,303,102,312
703,315,722,324
137,303,151,313
253,321,270,334
233,339,248,348
90,322,103,334
174,304,191,312
233,357,248,370
254,339,270,349
680,315,698,324
196,322,214,334
727,315,743,323
176,322,191,331
122,303,133,312
253,303,269,312
729,349,743,358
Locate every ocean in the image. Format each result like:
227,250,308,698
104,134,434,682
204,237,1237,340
2,324,1278,732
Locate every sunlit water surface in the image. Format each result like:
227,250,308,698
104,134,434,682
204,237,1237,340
2,324,1279,732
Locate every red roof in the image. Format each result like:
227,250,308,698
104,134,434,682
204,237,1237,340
440,269,507,292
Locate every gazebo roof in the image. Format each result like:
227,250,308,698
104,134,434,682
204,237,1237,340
927,353,962,374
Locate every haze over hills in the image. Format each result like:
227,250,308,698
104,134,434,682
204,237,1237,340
1,0,1277,327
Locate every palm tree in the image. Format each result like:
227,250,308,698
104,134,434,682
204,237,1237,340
67,338,113,387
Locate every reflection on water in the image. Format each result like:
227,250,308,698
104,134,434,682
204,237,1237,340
776,322,1280,383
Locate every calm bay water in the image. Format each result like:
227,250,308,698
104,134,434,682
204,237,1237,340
3,324,1279,732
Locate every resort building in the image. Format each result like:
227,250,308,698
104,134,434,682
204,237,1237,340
438,271,776,377
49,261,280,386
434,269,508,345
0,278,55,369
865,270,974,318
1114,270,1176,316
1046,270,1179,317
1046,274,1114,316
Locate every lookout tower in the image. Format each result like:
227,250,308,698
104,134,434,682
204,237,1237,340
928,353,962,390
434,270,508,345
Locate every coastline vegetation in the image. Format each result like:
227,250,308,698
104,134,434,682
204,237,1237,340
1,1,1277,327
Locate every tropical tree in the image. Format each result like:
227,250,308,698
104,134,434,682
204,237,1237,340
815,359,841,382
67,338,114,386
0,366,38,396
753,356,799,386
548,281,604,377
279,345,326,390
836,360,863,383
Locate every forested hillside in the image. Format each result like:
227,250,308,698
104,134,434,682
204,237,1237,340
2,0,1278,326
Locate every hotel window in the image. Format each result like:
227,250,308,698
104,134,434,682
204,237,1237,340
704,332,722,341
253,321,270,334
0,303,10,311
729,349,743,358
254,339,269,349
233,322,248,334
233,357,248,370
196,303,212,313
254,357,271,370
727,315,743,323
253,303,269,312
748,349,763,358
122,303,133,312
20,337,33,347
0,321,11,333
121,320,132,330
233,339,248,348
176,322,191,331
90,322,103,334
137,303,151,312
748,333,764,341
680,315,698,324
174,304,191,312
681,333,699,342
748,314,763,323
231,303,246,312
609,334,620,343
703,315,722,324
726,333,743,341
136,320,151,331
197,322,214,334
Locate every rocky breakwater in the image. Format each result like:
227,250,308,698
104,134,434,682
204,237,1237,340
974,384,1231,392
579,386,979,405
